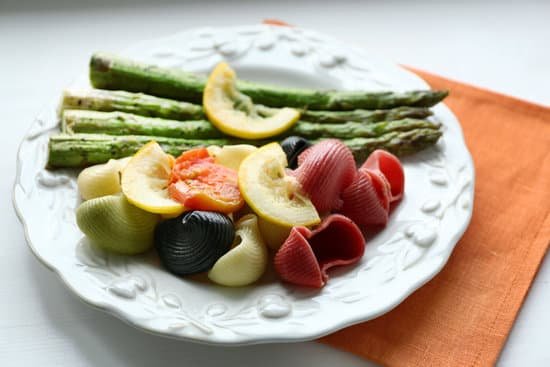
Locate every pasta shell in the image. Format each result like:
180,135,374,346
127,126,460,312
76,194,159,254
366,169,392,212
274,227,324,288
154,211,235,275
274,214,365,288
208,214,268,286
257,216,292,251
292,139,357,213
339,169,389,227
280,136,311,169
207,144,258,171
361,149,404,202
77,157,130,200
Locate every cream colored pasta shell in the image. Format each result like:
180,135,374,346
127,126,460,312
113,156,131,170
207,144,258,171
208,214,268,287
77,157,130,200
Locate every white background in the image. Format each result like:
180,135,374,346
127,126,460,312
1,1,549,366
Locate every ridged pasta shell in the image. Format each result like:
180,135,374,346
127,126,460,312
361,149,405,202
280,136,311,169
154,211,235,275
274,227,324,287
274,214,365,288
76,194,159,254
207,144,258,171
208,214,268,286
77,157,130,200
292,139,357,213
339,169,389,227
257,216,292,251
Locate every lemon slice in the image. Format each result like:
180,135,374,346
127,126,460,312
238,142,320,227
121,141,185,215
203,62,300,139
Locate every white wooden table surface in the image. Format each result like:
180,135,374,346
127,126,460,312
1,1,549,366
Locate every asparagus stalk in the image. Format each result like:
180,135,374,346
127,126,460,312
60,89,205,120
90,53,448,110
299,106,432,124
47,129,442,168
47,134,246,168
63,109,440,140
63,110,224,139
340,129,442,163
291,119,440,139
61,88,433,124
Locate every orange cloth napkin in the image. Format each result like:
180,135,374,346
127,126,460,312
319,70,550,366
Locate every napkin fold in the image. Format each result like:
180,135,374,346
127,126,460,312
319,70,550,366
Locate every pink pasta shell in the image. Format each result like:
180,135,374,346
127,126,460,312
274,214,365,288
361,149,405,202
339,169,389,226
292,139,357,213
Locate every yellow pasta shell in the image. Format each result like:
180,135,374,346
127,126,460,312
257,216,292,251
77,157,130,200
207,144,258,171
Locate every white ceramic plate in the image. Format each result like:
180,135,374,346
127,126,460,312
14,25,474,345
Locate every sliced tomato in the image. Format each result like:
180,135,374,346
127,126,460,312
168,148,244,213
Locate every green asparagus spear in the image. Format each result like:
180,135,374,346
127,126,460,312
60,89,205,120
47,129,442,168
62,110,224,139
47,134,246,168
290,119,440,139
339,129,442,162
90,53,448,110
61,88,433,124
299,106,432,124
62,109,440,140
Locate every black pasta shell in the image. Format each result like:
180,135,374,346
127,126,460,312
155,211,235,275
280,136,312,169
